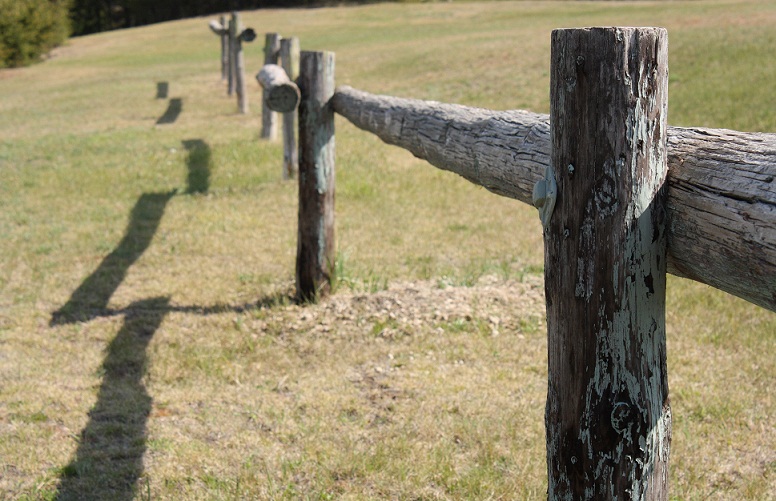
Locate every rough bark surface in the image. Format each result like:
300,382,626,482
256,64,300,113
262,33,282,140
332,88,776,312
281,37,301,179
296,51,336,302
665,128,776,312
545,27,671,500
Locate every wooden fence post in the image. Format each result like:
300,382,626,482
227,13,236,96
296,51,336,302
232,13,251,114
262,33,282,139
542,27,671,500
208,18,228,84
220,15,228,81
280,37,300,179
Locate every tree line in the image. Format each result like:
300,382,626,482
70,0,348,36
0,0,374,68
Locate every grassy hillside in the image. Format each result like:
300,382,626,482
1,1,774,499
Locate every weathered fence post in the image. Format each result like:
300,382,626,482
296,50,336,302
219,15,228,81
262,33,282,139
231,13,257,114
227,14,236,96
542,27,671,500
280,37,301,179
208,17,229,84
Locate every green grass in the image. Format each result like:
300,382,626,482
1,1,775,499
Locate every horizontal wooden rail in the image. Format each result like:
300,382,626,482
332,86,776,312
256,64,300,113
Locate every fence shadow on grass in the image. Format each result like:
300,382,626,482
54,296,169,501
51,191,176,326
82,288,297,321
155,81,169,99
182,139,211,194
156,97,182,125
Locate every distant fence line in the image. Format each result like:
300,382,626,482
210,18,300,178
255,25,775,501
209,12,256,114
256,34,301,179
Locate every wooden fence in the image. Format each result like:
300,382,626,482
209,12,256,114
258,26,775,500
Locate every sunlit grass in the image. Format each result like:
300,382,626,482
0,1,774,499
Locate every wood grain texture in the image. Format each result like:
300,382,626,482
332,88,776,312
545,27,670,500
296,51,336,302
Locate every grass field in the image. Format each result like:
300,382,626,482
1,0,774,499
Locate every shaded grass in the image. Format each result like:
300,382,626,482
0,1,774,499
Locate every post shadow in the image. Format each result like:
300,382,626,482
182,139,212,194
156,98,182,125
155,82,169,99
51,191,176,325
55,296,170,501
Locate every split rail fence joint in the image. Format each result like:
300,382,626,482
240,28,257,43
256,64,301,113
208,20,227,35
261,33,284,140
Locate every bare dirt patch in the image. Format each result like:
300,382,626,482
259,274,546,341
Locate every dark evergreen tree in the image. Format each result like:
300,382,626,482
0,0,71,68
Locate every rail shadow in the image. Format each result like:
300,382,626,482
51,191,176,326
71,288,298,322
155,81,168,99
54,296,169,501
156,97,182,125
182,139,211,194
